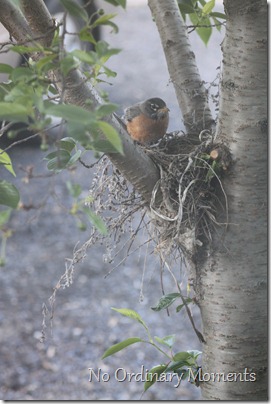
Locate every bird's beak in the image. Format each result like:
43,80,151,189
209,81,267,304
157,106,169,119
160,106,170,113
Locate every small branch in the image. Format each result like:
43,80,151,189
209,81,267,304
163,257,205,343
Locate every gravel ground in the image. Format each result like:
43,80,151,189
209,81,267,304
0,1,224,400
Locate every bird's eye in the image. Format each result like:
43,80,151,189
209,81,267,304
150,103,158,111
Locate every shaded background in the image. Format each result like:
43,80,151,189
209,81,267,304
0,0,224,400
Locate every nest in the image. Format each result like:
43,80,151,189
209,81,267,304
143,131,232,262
69,130,232,277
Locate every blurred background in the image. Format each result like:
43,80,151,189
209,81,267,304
0,0,224,400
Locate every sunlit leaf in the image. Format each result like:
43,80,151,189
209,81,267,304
202,0,215,15
111,308,149,331
0,149,16,176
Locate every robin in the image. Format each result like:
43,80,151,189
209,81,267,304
124,97,169,145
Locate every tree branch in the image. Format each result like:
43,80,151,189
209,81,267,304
20,0,55,47
0,0,32,42
0,0,162,204
148,0,214,134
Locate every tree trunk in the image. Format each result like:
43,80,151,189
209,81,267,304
198,0,267,399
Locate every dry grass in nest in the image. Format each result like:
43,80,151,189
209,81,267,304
144,131,232,262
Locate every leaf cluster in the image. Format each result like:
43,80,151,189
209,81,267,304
178,0,226,44
0,2,125,240
102,305,201,393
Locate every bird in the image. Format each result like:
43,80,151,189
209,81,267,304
123,97,169,145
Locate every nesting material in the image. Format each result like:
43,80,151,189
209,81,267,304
80,131,232,270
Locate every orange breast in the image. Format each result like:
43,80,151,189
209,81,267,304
126,114,169,144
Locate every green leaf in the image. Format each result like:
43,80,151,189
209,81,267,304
202,0,215,15
151,293,181,312
11,45,43,54
144,365,168,391
60,55,79,76
0,180,20,208
104,0,126,8
97,121,123,154
187,349,202,359
66,181,82,198
36,54,57,72
71,49,96,65
57,137,76,153
102,65,117,78
96,103,118,119
95,41,121,58
60,0,89,21
45,150,71,171
178,2,195,14
68,149,82,165
93,13,119,33
0,149,16,176
111,308,149,331
90,139,119,153
154,334,176,348
46,104,95,124
0,208,12,227
176,297,193,312
210,11,227,20
197,21,212,45
82,207,107,235
10,67,35,83
79,28,96,44
173,351,192,362
0,63,13,75
102,337,142,359
189,13,212,45
0,102,30,123
164,360,190,373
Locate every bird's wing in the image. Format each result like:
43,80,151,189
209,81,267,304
123,104,142,122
